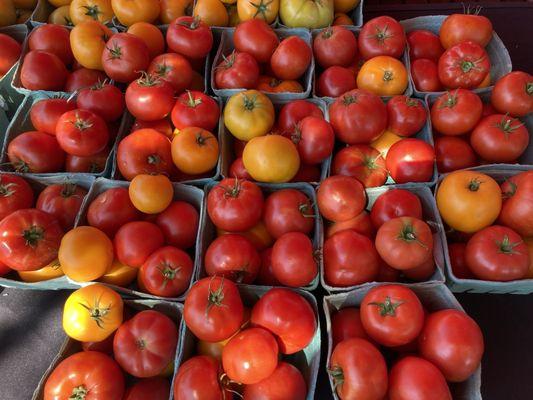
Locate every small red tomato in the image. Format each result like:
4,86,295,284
36,183,87,230
358,15,406,59
148,53,193,94
290,116,334,165
166,16,213,59
155,201,199,249
430,89,483,136
101,33,150,83
214,51,260,90
271,232,317,287
386,138,435,183
171,91,220,132
317,175,366,222
332,145,387,188
387,95,427,137
55,109,109,157
407,30,444,62
270,36,311,81
76,83,125,123
370,189,423,229
28,24,73,65
234,19,279,63
125,74,175,122
438,41,490,89
491,71,533,117
317,66,357,98
411,58,442,92
30,98,77,136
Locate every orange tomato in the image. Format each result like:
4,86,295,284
18,259,64,282
99,259,138,287
129,174,174,214
16,8,32,23
48,5,73,25
237,0,278,24
256,75,303,93
0,0,16,27
217,220,273,251
171,127,219,175
70,20,113,70
357,56,408,96
333,12,352,25
159,0,191,24
334,0,359,13
127,22,165,58
193,0,228,26
370,129,402,159
70,0,114,25
111,0,159,26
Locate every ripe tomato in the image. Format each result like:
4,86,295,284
129,174,173,214
222,327,279,385
237,0,278,23
0,174,34,221
184,276,244,342
0,34,21,76
192,0,228,27
332,145,387,188
56,109,109,157
207,178,263,232
229,157,252,180
171,91,220,132
64,68,107,92
117,129,173,180
155,201,198,249
360,284,424,346
436,170,502,233
69,0,113,25
326,210,375,239
99,259,138,287
357,56,408,97
388,356,451,400
255,247,279,286
491,71,533,117
224,89,274,141
448,242,474,279
370,189,422,229
127,21,165,58
435,136,477,173
173,356,229,399
132,118,173,137
28,24,72,65
431,89,482,136
243,362,306,400
62,284,123,341
87,187,140,238
270,36,312,80
114,221,164,267
171,127,219,175
317,175,366,222
411,58,442,92
70,21,114,71
124,377,170,400
370,129,402,158
499,171,533,237
331,307,372,347
36,183,87,231
217,221,273,251
313,26,358,68
277,100,323,134
323,230,379,287
470,114,529,162
407,29,444,62
256,76,303,93
148,53,193,94
214,50,259,90
271,232,317,287
263,189,314,239
438,41,489,89
358,16,406,59
166,16,213,59
44,351,125,400
440,13,493,49
77,83,125,123
317,66,357,98
7,132,65,173
402,256,436,281
386,138,435,183
114,310,178,378
111,0,159,26
387,95,427,137
20,50,67,91
329,338,388,400
126,74,175,121
329,89,388,144
291,164,321,183
234,19,279,63
289,116,334,165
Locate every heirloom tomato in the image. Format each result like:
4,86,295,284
7,132,65,173
101,33,150,83
243,362,306,400
99,259,138,287
256,76,303,93
70,21,113,70
65,68,107,92
192,0,228,27
332,145,387,188
491,71,533,117
56,109,109,157
173,356,229,399
215,51,259,90
166,16,213,59
410,58,442,92
70,0,114,25
279,0,334,29
126,74,175,121
271,232,317,287
20,50,68,91
439,13,493,49
438,41,489,89
313,25,358,68
18,259,64,282
0,174,34,221
124,377,170,400
385,138,435,183
36,183,87,230
171,91,220,131
499,171,533,237
317,175,366,222
430,89,482,135
237,0,279,24
448,242,474,279
148,53,193,94
387,95,427,137
129,174,173,214
407,29,443,62
331,307,372,347
171,127,219,175
263,189,314,239
358,15,406,59
234,19,278,63
357,56,408,97
277,100,323,133
270,36,312,80
370,129,402,159
370,189,422,228
0,34,21,76
77,83,125,122
326,210,374,239
317,66,356,98
290,116,334,165
28,24,73,65
111,0,159,26
156,201,199,249
224,90,274,141
435,136,477,173
127,21,165,57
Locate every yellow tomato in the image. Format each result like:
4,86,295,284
111,0,159,26
243,135,300,183
127,22,165,58
16,8,32,23
357,56,408,96
237,0,278,24
63,284,123,342
171,127,219,175
129,174,173,214
333,12,352,25
370,129,402,159
224,89,275,141
524,238,533,279
18,259,64,282
159,0,191,24
70,20,113,70
70,0,114,25
436,170,502,233
333,0,358,13
49,0,71,7
13,0,35,8
0,0,16,27
193,0,228,26
279,0,333,28
217,220,273,251
59,226,114,282
48,5,73,25
99,259,138,287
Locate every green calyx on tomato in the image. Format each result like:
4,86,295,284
397,222,428,249
206,277,227,315
251,0,274,20
494,115,523,135
0,182,16,197
78,298,111,329
179,15,201,30
368,296,404,316
497,235,522,255
220,51,237,69
526,82,533,95
73,115,94,131
61,183,79,198
137,72,161,87
371,25,393,44
23,225,44,247
83,5,103,21
341,94,359,106
106,42,123,60
69,385,88,400
242,93,260,110
467,177,483,192
220,178,243,198
185,91,202,108
328,365,345,388
405,97,420,107
439,91,458,109
320,27,334,39
158,263,179,283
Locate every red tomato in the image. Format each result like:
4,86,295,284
499,171,533,237
465,225,529,281
386,138,435,183
402,256,436,281
0,174,34,221
329,89,388,144
101,33,149,83
470,114,529,162
375,217,433,270
20,50,67,91
222,327,279,385
0,209,63,271
36,183,87,230
76,83,125,122
270,36,311,80
44,351,125,400
81,333,115,355
410,58,442,92
438,41,490,89
125,74,175,121
207,178,264,232
448,242,474,279
291,164,321,183
376,259,401,282
277,100,323,134
215,51,259,90
148,53,193,94
30,98,77,135
229,157,252,180
155,201,199,248
439,13,493,49
114,310,178,378
317,66,357,98
114,221,165,267
173,356,229,399
28,24,73,65
435,136,477,173
387,95,427,137
289,116,334,165
331,307,372,347
313,26,358,68
419,309,484,382
87,187,141,238
323,230,379,287
332,145,387,188
358,16,406,59
132,118,173,137
171,91,220,131
64,68,107,92
8,131,65,173
124,377,170,400
388,356,452,400
234,19,279,63
407,29,444,62
317,175,366,222
482,101,498,117
56,109,109,157
116,129,173,180
263,189,314,239
491,71,533,117
430,89,482,135
329,338,388,400
370,189,423,229
205,234,260,283
256,247,279,286
271,232,317,287
0,34,21,76
166,16,213,59
243,362,306,400
326,211,375,239
66,149,109,174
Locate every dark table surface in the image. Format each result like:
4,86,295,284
1,4,532,400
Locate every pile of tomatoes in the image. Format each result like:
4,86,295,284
328,284,484,399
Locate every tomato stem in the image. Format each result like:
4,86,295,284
69,385,88,400
328,365,344,389
206,276,228,316
368,296,404,316
23,226,44,247
251,0,273,20
497,235,522,255
185,90,202,108
83,5,102,21
196,131,214,146
370,25,392,44
383,70,394,82
526,82,533,96
397,222,428,249
321,27,334,39
77,295,111,329
137,71,161,87
468,178,483,192
61,182,78,198
0,182,16,197
299,202,314,218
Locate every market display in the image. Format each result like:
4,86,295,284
0,3,531,400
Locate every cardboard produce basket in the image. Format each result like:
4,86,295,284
320,184,446,293
323,281,482,400
172,284,321,400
